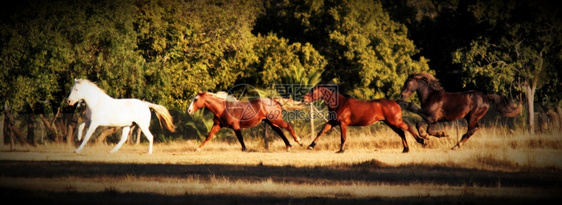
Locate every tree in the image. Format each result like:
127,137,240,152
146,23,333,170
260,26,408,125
1,0,148,143
382,0,486,92
452,0,562,133
245,33,326,88
254,0,430,99
135,0,263,109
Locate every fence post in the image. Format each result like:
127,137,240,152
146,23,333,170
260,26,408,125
0,114,4,148
310,103,314,138
263,122,269,150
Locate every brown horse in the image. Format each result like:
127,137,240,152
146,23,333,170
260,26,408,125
303,85,426,153
187,91,303,151
399,72,521,150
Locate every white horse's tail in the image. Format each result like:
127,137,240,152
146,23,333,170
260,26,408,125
144,102,176,132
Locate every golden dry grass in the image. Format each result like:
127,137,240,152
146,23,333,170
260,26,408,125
1,125,561,204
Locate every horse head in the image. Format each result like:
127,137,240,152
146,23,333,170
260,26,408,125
187,91,206,115
67,79,85,106
400,75,418,100
303,85,322,103
400,72,443,101
304,85,341,109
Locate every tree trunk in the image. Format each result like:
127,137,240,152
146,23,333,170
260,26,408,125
525,83,536,135
135,126,141,145
39,113,58,141
4,109,27,145
66,122,76,146
27,113,35,145
557,107,562,132
94,127,118,145
0,115,5,147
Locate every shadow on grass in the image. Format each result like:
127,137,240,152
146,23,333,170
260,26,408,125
1,186,559,205
0,160,560,188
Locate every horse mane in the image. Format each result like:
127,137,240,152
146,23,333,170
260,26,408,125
314,84,353,98
208,91,237,101
76,79,107,94
411,72,443,91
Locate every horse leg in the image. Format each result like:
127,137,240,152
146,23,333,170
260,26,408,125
408,123,426,146
110,126,130,154
77,120,91,141
267,119,302,146
427,122,449,138
77,122,85,141
234,129,247,151
265,120,293,152
452,110,486,150
137,124,155,154
385,122,409,153
197,123,221,151
336,123,348,153
416,120,429,139
307,121,335,150
75,123,98,154
394,120,426,147
452,123,479,150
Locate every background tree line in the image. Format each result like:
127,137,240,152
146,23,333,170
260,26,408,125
1,0,560,145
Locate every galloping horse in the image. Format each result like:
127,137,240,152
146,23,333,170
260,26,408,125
303,85,426,153
187,91,303,151
399,72,521,150
67,79,176,154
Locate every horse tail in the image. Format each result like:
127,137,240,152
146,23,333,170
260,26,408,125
145,102,177,132
486,94,522,117
273,97,306,111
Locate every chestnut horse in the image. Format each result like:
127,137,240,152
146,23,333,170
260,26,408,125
399,72,521,150
187,91,303,151
303,85,426,153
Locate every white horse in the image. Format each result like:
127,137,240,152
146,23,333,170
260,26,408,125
67,79,176,154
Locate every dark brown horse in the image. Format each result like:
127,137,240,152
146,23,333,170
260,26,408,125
303,85,426,153
399,72,521,150
187,91,303,151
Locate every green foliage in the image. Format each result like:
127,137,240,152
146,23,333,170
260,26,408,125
452,0,561,99
182,109,215,140
134,0,263,109
254,0,430,99
4,0,559,144
1,0,143,115
248,33,326,87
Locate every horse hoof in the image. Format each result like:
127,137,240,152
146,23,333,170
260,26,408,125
451,145,460,150
336,149,345,153
416,138,426,146
296,138,304,146
307,142,316,150
195,148,202,152
402,148,409,153
437,132,449,138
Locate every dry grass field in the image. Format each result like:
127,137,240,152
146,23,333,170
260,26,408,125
1,124,561,204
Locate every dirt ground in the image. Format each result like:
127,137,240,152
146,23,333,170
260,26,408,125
0,139,561,204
